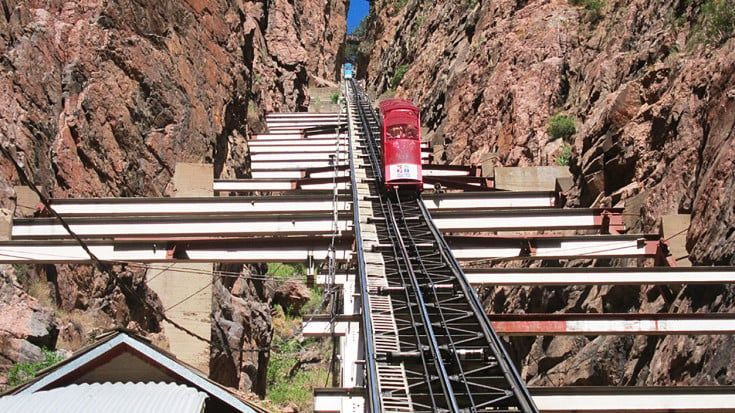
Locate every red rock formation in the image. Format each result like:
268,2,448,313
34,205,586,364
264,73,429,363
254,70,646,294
0,268,57,386
0,0,346,393
295,0,349,86
211,264,272,397
360,0,735,386
273,277,312,316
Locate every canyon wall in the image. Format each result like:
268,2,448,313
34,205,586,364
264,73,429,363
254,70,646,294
359,0,734,385
0,0,346,393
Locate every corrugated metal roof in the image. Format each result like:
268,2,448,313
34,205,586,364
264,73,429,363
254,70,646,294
0,382,207,413
6,332,263,413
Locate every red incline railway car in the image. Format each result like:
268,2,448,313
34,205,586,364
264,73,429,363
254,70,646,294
379,99,423,193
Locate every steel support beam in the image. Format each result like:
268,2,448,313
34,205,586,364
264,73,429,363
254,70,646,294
430,208,625,232
462,267,735,285
251,133,304,140
0,237,353,263
266,112,340,118
445,234,660,261
214,180,297,192
251,152,350,161
12,213,352,239
302,316,359,336
422,191,557,209
213,178,351,192
248,138,347,146
530,386,735,412
250,170,306,179
313,387,735,413
250,145,349,154
268,125,345,133
422,164,482,176
488,313,735,335
251,160,348,171
45,195,351,216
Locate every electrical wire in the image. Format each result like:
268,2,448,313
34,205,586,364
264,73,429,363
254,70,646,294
0,123,353,367
0,141,212,344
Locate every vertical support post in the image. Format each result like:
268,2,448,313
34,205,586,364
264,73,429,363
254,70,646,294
147,163,213,374
306,254,315,288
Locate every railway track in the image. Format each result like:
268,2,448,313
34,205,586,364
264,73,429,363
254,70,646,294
346,80,538,412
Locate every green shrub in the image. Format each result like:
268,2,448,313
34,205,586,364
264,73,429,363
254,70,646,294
700,0,735,44
547,114,576,141
554,141,572,166
8,348,65,387
267,319,329,411
330,92,340,104
582,0,604,14
391,64,409,89
267,342,329,410
302,287,324,314
472,37,486,51
570,0,605,20
268,263,306,278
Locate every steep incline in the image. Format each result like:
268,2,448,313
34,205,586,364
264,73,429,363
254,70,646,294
358,0,735,386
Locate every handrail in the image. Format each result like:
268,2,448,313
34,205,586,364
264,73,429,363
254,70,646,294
344,79,381,413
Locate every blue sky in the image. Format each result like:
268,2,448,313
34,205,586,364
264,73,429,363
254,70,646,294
347,0,370,33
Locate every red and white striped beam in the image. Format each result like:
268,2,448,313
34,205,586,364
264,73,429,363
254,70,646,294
488,313,735,335
303,313,735,337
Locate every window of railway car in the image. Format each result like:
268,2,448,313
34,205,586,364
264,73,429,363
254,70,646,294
386,124,419,140
386,125,404,139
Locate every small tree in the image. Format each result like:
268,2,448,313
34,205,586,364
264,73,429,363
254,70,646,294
391,64,409,89
700,0,735,44
547,114,576,141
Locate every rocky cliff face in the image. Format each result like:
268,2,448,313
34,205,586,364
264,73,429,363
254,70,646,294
0,268,57,388
211,264,273,397
0,0,346,393
360,0,734,385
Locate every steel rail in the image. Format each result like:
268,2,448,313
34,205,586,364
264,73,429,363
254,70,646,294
350,80,419,412
389,194,463,411
382,195,520,412
351,83,383,186
345,79,381,413
397,193,495,410
375,194,450,412
350,83,537,412
417,198,539,412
